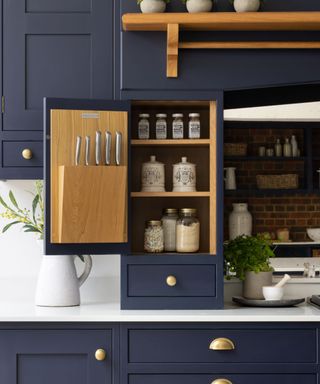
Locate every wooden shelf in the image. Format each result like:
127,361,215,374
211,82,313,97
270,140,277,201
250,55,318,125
122,12,320,77
131,191,211,198
131,139,210,146
225,156,306,161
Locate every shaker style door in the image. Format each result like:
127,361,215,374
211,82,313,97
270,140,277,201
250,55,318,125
45,98,130,255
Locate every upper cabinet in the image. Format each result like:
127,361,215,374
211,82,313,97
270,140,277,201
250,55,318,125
0,0,113,179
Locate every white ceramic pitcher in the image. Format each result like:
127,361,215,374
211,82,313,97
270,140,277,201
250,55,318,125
35,248,92,307
224,167,237,190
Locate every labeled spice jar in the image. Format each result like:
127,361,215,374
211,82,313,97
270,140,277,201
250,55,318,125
176,208,200,253
173,157,196,192
156,113,167,139
172,113,184,139
188,113,201,139
144,220,164,253
138,114,150,139
161,208,179,252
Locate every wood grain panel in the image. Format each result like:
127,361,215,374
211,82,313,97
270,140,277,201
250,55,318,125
209,101,217,255
51,109,128,243
179,41,320,49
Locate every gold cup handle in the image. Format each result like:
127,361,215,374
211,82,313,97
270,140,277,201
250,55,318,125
209,338,235,351
22,149,33,160
211,379,232,384
95,348,107,361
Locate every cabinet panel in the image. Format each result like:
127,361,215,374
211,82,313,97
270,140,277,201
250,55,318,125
3,141,43,167
26,0,91,13
0,329,113,384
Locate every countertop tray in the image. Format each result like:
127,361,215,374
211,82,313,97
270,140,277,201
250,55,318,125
232,296,305,307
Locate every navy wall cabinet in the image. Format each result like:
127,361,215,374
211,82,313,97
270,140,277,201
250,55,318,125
0,326,118,384
0,0,113,179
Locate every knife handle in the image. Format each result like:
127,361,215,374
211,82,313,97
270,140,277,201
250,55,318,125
75,136,82,166
115,131,122,166
105,131,112,165
85,136,90,166
95,131,102,166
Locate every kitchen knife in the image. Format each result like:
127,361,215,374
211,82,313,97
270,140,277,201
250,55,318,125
85,135,90,166
115,131,122,166
105,131,112,165
95,131,102,166
75,136,82,166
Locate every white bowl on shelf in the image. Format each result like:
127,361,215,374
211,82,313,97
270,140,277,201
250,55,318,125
307,228,320,242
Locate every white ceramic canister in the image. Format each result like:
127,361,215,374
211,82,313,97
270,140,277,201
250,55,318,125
139,0,166,13
141,155,165,192
173,157,196,192
233,0,260,12
229,203,252,240
186,0,213,13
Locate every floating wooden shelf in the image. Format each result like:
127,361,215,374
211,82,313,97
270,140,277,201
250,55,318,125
131,139,210,146
131,191,211,197
122,12,320,77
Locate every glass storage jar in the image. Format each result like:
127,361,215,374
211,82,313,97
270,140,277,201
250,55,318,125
144,220,164,253
188,113,201,139
172,113,184,139
156,114,167,139
176,208,200,253
138,114,150,139
161,208,179,252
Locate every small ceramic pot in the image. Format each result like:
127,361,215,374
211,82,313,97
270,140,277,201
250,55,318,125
233,0,260,12
243,271,273,300
141,155,165,192
140,0,166,13
173,157,196,192
186,0,213,13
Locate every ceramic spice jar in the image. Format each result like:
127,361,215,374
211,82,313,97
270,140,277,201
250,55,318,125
141,155,165,192
172,157,196,192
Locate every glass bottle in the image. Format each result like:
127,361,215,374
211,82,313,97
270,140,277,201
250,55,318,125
188,113,201,139
161,208,179,252
176,208,200,253
172,114,184,139
156,114,167,139
283,137,292,157
144,220,164,253
275,139,282,157
138,114,150,139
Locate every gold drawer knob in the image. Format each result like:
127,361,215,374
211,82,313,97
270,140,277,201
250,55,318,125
211,379,232,384
209,338,235,351
95,348,107,361
22,148,33,160
166,275,177,287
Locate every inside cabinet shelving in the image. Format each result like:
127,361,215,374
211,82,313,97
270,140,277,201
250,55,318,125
130,100,217,255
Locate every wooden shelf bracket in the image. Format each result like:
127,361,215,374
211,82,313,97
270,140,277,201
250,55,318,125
167,23,179,78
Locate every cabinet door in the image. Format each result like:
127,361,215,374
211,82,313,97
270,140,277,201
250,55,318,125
0,329,113,384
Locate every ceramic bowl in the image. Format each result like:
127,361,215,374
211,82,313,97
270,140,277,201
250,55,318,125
307,228,320,242
262,286,284,301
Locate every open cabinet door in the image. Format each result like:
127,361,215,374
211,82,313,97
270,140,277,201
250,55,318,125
44,98,130,255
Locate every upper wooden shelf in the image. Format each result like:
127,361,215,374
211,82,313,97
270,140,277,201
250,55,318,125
122,12,320,32
122,12,320,78
131,139,210,146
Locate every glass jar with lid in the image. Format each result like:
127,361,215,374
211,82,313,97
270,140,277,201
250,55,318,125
176,208,200,253
172,113,184,139
188,113,201,139
144,220,164,253
161,208,179,252
138,114,150,139
156,113,167,139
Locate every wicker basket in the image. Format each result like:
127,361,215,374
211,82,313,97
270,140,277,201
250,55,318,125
224,143,248,157
256,174,299,190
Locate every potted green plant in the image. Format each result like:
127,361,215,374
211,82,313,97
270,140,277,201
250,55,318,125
230,0,262,12
181,0,213,13
137,0,170,13
224,235,275,299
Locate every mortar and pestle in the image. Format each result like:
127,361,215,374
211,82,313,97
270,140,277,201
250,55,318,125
262,274,291,301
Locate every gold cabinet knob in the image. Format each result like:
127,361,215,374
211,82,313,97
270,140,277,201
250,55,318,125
211,379,232,384
209,338,235,351
22,149,33,160
95,348,107,361
166,275,177,287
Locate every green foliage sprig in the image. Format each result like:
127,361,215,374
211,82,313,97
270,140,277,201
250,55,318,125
0,180,44,239
224,235,274,281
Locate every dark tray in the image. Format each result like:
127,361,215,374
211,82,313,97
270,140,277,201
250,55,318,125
232,296,305,307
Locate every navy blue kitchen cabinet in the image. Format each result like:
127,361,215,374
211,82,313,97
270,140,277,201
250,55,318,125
0,0,113,179
0,325,118,384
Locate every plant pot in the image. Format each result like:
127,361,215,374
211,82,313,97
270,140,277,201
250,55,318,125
186,0,213,13
233,0,260,12
243,271,272,300
140,0,166,13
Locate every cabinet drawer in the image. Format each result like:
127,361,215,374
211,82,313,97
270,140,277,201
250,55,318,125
128,328,316,363
3,141,43,167
127,264,216,297
129,374,316,384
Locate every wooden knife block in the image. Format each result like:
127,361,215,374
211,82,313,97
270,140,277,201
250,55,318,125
56,165,127,244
